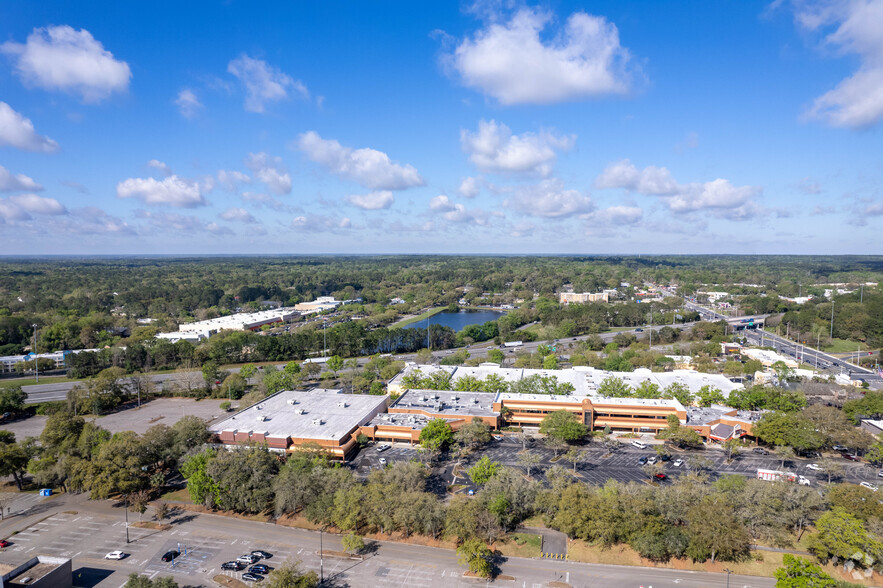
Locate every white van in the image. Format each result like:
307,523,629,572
631,441,648,450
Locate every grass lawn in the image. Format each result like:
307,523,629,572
0,375,72,388
159,487,191,502
824,338,868,354
389,307,446,329
519,514,547,528
567,539,874,584
495,533,542,558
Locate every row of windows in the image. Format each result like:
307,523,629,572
592,413,669,420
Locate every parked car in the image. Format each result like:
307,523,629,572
161,551,179,562
660,454,671,462
833,445,849,452
237,554,260,564
752,447,769,455
104,551,126,560
250,551,272,559
878,470,883,478
647,456,658,465
492,434,503,441
0,540,10,548
241,574,263,582
806,463,822,471
843,454,861,462
654,473,667,481
376,444,390,452
221,562,244,571
638,456,648,465
635,328,644,332
861,482,879,492
248,565,269,575
378,457,387,466
631,441,648,450
672,459,683,467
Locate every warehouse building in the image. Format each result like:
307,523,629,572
209,388,388,461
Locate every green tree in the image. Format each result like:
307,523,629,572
419,419,454,452
0,441,30,490
540,411,588,444
0,386,27,414
341,532,365,555
457,537,493,578
326,355,343,376
468,456,501,485
754,412,823,452
809,508,883,567
220,373,247,400
180,448,219,506
597,376,632,397
773,554,839,588
662,382,694,406
239,364,258,380
201,361,221,392
123,574,178,588
696,385,726,407
264,559,319,588
454,417,492,450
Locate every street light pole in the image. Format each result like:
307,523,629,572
724,568,732,588
125,495,130,544
649,305,653,348
32,324,38,383
323,318,327,358
319,526,324,585
830,300,835,340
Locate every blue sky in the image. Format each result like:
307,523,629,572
1,0,881,255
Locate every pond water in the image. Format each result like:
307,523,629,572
407,309,506,332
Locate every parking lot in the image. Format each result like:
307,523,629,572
347,435,881,490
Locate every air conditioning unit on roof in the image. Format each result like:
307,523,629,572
312,418,324,426
287,399,298,405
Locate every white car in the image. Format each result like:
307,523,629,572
378,457,387,466
647,456,658,465
631,441,648,450
672,459,683,467
806,463,822,471
105,551,126,560
376,443,390,452
860,482,879,492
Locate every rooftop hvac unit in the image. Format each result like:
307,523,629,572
287,399,298,405
260,415,268,422
312,418,324,426
420,395,428,401
473,398,479,404
433,393,439,400
296,409,305,415
337,402,348,408
452,395,459,401
381,414,389,420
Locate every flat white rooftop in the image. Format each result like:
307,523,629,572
210,388,388,442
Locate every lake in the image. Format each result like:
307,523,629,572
408,309,506,332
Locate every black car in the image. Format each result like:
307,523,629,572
161,550,179,562
248,565,269,575
221,562,244,571
250,550,272,559
241,574,263,582
660,454,671,462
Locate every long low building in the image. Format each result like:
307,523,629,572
360,389,500,444
389,363,743,398
209,388,388,460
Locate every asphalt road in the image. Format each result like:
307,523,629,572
0,491,776,588
21,373,183,404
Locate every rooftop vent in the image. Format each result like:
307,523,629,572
296,409,305,415
260,415,268,422
287,399,298,405
473,398,479,404
312,418,324,426
420,395,428,401
337,401,348,408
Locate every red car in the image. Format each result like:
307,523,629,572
843,454,861,462
654,473,667,481
0,540,10,548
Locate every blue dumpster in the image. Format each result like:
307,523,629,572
39,489,51,497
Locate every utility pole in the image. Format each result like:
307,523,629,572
319,526,324,585
323,317,327,358
125,494,130,544
830,300,835,340
32,324,38,383
649,305,653,348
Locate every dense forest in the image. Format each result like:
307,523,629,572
1,255,881,360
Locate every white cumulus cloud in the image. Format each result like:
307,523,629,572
594,159,764,219
785,0,883,128
595,159,679,195
175,89,203,118
448,8,634,105
0,102,59,152
295,131,424,190
219,207,256,223
0,165,43,192
217,170,252,192
147,159,172,177
461,120,574,177
459,176,481,198
504,179,595,218
1,25,131,102
227,54,308,113
116,175,207,208
346,191,395,210
584,205,644,225
291,214,352,232
244,152,292,195
0,194,67,222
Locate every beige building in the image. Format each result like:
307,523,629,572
558,292,609,304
